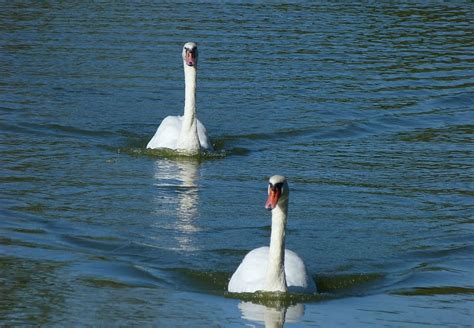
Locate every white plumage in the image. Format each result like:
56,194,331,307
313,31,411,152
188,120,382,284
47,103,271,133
228,175,317,294
228,246,316,294
147,116,212,150
147,42,213,155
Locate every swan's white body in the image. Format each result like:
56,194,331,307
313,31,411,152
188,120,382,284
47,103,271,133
147,42,212,155
228,247,315,294
147,116,212,151
228,176,317,294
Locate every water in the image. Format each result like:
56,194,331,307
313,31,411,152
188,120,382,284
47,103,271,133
1,2,473,327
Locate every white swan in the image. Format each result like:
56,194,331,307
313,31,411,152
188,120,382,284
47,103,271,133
147,42,213,155
228,175,317,294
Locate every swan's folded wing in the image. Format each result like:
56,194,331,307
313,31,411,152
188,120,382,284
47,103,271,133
147,116,182,149
196,118,213,150
284,249,317,293
228,247,269,293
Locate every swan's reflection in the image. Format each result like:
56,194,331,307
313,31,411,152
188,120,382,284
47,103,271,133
238,301,304,328
152,158,200,251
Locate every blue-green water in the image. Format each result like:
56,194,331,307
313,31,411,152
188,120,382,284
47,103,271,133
1,2,473,327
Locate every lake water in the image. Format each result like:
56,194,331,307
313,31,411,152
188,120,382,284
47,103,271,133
1,2,473,327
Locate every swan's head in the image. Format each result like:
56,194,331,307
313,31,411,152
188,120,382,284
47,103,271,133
182,42,198,68
265,175,289,211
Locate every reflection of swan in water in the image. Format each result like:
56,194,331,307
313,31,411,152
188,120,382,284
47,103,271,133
238,301,304,328
152,158,200,251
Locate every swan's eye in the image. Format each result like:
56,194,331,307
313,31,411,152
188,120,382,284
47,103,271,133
269,182,283,192
185,48,197,58
274,182,283,191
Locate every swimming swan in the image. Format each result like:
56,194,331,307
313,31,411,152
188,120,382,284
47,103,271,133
147,42,212,155
228,175,317,294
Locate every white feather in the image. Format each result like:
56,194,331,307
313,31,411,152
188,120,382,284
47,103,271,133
228,176,317,294
228,246,316,294
147,42,212,154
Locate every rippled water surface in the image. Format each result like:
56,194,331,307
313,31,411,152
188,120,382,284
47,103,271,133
1,2,473,327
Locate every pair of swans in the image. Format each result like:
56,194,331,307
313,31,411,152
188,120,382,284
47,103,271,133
148,43,316,295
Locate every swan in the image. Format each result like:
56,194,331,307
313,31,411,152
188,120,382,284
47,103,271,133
228,175,317,294
146,42,213,155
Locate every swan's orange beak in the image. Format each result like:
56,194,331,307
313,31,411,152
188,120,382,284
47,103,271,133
265,187,281,211
185,49,197,67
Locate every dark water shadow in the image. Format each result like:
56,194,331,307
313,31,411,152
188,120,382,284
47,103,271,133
114,134,251,160
167,268,387,327
167,268,385,304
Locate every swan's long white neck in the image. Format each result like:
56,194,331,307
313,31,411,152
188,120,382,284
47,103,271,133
264,200,288,292
177,65,200,153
